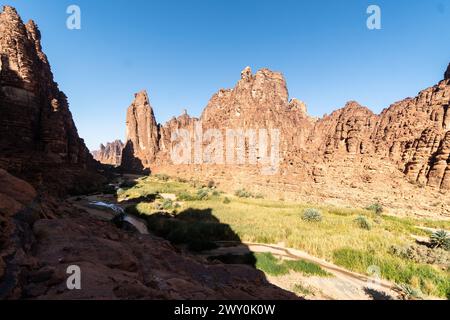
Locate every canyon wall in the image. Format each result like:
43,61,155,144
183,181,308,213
0,6,101,194
92,140,124,166
112,65,450,217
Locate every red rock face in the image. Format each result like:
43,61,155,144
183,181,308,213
92,140,124,166
121,65,450,190
0,6,99,193
117,64,450,216
121,91,160,172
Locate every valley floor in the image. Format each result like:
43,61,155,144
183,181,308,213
72,174,449,300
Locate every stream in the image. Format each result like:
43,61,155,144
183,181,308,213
89,201,149,235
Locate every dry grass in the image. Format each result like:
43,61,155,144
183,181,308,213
122,175,450,298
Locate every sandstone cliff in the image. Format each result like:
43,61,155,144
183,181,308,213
121,91,159,173
92,140,124,166
0,6,100,194
119,64,450,217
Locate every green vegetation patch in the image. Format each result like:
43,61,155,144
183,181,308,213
255,253,330,277
333,248,450,298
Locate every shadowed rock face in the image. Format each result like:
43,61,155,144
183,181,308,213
92,140,124,166
0,169,297,300
0,6,100,194
445,63,450,80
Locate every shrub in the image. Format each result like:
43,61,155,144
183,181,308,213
162,199,173,210
223,197,231,204
355,216,371,230
389,244,449,265
255,193,265,199
235,189,253,198
366,202,383,215
302,208,322,222
430,230,450,250
398,283,423,300
177,192,196,201
212,190,220,197
292,284,314,296
197,189,209,200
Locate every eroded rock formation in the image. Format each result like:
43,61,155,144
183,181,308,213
117,64,450,217
92,140,124,166
121,91,159,173
0,6,100,194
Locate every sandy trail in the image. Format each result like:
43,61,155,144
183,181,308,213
205,241,401,300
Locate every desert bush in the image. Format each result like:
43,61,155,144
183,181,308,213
255,193,265,199
223,197,231,204
355,216,371,230
212,190,220,197
235,189,253,198
292,284,314,296
302,208,323,222
177,192,196,201
197,189,209,200
366,202,383,215
162,198,174,210
430,230,450,250
389,244,450,265
398,283,423,300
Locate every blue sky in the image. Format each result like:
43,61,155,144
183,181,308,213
3,0,450,150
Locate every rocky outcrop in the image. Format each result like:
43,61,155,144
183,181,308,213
200,67,315,152
92,140,124,166
445,63,450,80
0,169,44,299
0,6,101,194
121,91,159,173
312,101,378,157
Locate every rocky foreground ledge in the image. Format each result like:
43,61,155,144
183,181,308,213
0,169,297,299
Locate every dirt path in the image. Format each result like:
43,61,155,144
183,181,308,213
205,241,401,300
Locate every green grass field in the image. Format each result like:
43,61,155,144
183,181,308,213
119,175,450,298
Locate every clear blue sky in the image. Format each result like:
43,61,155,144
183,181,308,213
3,0,450,150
